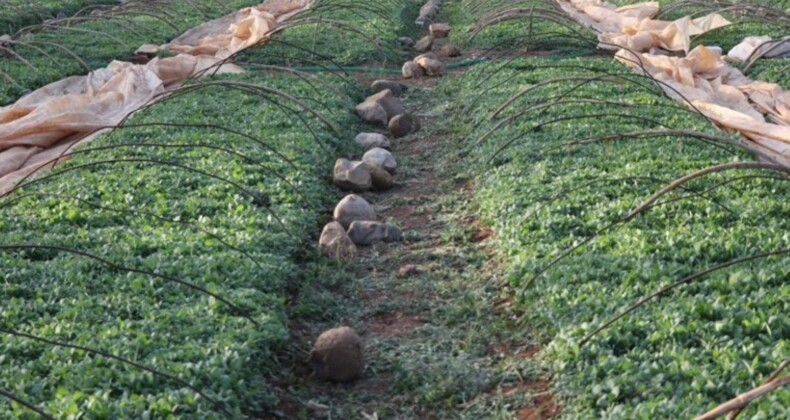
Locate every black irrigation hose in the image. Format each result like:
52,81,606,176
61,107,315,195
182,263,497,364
6,158,295,238
520,164,790,290
0,244,259,326
0,387,53,419
484,112,670,164
143,81,340,149
537,128,743,160
106,122,302,171
579,249,790,346
0,326,234,418
44,140,313,206
501,175,715,225
474,99,707,144
0,191,274,273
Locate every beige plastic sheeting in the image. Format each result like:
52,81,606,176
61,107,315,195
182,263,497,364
556,0,730,53
557,0,790,166
0,0,314,195
165,0,312,59
728,36,790,62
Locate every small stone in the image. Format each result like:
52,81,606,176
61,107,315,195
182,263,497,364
364,163,394,190
355,133,391,150
414,56,444,76
402,61,425,79
355,101,388,125
333,158,372,192
362,147,397,174
319,222,356,261
388,113,418,138
347,221,402,245
135,44,160,56
371,79,406,97
429,23,451,38
414,35,434,52
333,194,376,229
398,36,415,47
309,327,364,382
439,45,461,57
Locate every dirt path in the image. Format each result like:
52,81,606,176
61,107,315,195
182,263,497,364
273,61,559,417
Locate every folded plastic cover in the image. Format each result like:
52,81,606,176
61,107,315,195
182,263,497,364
0,0,313,194
558,0,790,166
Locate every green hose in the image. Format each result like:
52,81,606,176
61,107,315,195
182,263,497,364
88,58,487,76
247,58,487,74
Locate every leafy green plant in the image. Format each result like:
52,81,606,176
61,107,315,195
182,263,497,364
0,72,357,418
445,56,790,418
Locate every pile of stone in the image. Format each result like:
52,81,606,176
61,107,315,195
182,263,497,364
312,12,451,381
319,194,402,260
402,22,457,78
403,52,445,78
333,148,395,192
355,86,421,138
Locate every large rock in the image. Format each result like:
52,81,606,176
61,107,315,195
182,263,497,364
333,194,376,229
362,147,397,174
355,101,388,125
388,113,418,138
414,55,444,76
429,23,451,38
355,132,391,150
364,163,394,190
333,158,372,192
356,89,405,124
371,79,406,97
402,61,425,79
439,44,461,57
309,327,364,382
414,35,434,52
319,222,356,261
347,221,403,246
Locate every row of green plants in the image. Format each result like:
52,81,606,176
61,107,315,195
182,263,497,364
446,55,789,418
237,0,406,68
446,0,790,56
0,0,260,105
0,0,411,415
0,71,359,418
443,0,789,417
0,0,118,34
